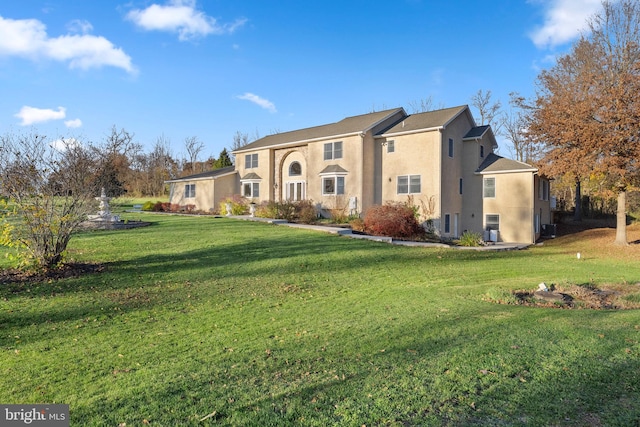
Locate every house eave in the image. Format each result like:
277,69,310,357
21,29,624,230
233,131,364,154
475,168,538,175
375,126,444,139
165,171,237,184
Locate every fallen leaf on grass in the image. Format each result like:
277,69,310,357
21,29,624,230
199,411,217,421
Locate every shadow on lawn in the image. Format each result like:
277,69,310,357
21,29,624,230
69,304,640,426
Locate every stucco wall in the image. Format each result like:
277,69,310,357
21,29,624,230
378,131,441,224
482,172,534,243
306,134,363,214
235,150,272,203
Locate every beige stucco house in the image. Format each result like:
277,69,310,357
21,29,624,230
167,105,551,243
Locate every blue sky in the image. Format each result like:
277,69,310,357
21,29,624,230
0,0,604,160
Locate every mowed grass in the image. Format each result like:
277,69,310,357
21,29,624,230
1,215,639,426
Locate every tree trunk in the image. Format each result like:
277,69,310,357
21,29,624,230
614,189,628,246
573,179,582,221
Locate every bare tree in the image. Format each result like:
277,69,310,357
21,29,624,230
229,131,250,164
184,136,205,173
0,133,99,270
471,90,503,133
93,126,138,197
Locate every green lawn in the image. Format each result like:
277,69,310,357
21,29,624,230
1,215,639,426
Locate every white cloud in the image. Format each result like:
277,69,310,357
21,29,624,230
126,0,247,41
64,118,82,128
15,106,66,126
237,93,277,113
529,0,603,49
0,15,136,73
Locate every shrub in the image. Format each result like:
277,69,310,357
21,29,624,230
349,217,365,232
457,231,484,247
142,201,157,211
297,200,318,224
363,203,425,239
255,201,278,218
254,200,318,223
219,195,247,215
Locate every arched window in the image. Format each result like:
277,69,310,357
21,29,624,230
289,162,302,176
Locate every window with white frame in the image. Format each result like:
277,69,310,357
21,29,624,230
184,184,195,198
397,175,421,194
242,182,260,198
322,176,345,195
323,141,343,160
485,214,500,230
483,177,495,198
448,138,454,158
444,214,451,233
387,140,395,153
244,153,258,169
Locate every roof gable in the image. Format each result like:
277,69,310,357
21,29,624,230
234,108,405,153
476,153,537,174
376,105,471,137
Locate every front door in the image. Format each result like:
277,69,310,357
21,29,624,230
286,181,305,201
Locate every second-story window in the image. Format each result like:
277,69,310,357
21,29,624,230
324,141,343,160
245,153,258,169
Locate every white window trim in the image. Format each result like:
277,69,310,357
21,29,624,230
245,153,258,169
184,183,195,198
241,180,260,198
485,213,500,230
397,174,421,195
483,177,496,198
387,140,395,153
323,141,343,161
285,180,306,200
320,174,346,196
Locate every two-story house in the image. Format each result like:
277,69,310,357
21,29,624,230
166,105,551,243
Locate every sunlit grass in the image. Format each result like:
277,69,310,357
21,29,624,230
1,215,639,426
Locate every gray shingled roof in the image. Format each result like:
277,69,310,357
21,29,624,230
463,125,490,139
319,165,348,174
377,105,469,136
476,153,537,174
241,172,262,180
165,166,236,183
234,108,405,153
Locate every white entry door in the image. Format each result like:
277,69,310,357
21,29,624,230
286,181,305,201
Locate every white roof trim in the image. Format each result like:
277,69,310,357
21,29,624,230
234,131,363,154
476,168,538,175
375,126,444,139
165,170,236,183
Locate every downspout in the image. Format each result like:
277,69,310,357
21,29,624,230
360,132,366,215
532,172,537,244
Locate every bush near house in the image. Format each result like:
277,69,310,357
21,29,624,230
219,195,248,216
457,230,484,247
364,203,425,239
255,200,318,223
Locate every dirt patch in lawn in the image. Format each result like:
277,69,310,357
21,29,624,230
509,283,640,309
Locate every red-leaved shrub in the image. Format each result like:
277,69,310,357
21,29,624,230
364,203,424,238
